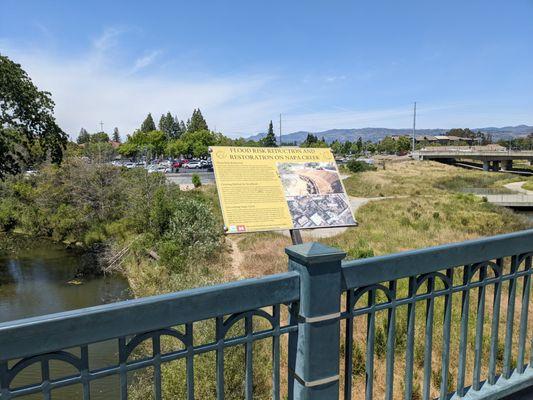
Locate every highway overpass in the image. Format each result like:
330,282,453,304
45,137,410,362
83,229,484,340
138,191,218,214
413,147,533,171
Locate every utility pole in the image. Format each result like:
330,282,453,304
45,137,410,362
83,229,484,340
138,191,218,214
279,113,282,146
99,121,104,133
411,102,417,153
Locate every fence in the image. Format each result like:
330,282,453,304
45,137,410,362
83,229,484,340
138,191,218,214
1,229,532,399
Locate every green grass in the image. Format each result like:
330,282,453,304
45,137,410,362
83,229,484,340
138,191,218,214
343,160,519,198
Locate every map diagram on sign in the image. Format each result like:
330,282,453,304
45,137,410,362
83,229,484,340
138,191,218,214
210,146,357,234
277,162,355,229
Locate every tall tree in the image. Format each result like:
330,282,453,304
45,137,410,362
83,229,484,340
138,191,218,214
260,120,277,147
140,113,156,133
0,54,67,179
158,112,175,138
78,128,90,144
112,127,121,143
172,115,184,139
187,109,208,132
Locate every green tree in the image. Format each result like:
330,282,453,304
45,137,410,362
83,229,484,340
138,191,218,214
91,132,110,143
187,109,208,132
356,137,363,153
77,128,90,144
140,113,156,133
0,54,67,179
396,136,412,153
260,120,277,147
300,134,327,148
112,127,121,143
377,137,397,154
118,130,167,158
159,112,175,138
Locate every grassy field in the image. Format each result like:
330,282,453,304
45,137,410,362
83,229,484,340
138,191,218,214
236,161,531,277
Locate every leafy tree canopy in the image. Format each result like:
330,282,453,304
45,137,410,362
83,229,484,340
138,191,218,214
0,54,67,179
119,130,167,158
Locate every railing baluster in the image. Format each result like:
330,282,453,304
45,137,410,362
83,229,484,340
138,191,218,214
216,316,225,400
119,337,128,400
153,334,162,400
272,305,281,400
422,277,435,400
344,290,354,400
439,269,453,400
473,265,487,391
0,361,10,400
186,323,194,400
488,258,503,385
517,255,531,374
245,313,253,400
384,280,397,400
503,256,519,379
81,345,90,400
365,290,376,400
42,359,51,400
457,265,471,397
404,276,417,400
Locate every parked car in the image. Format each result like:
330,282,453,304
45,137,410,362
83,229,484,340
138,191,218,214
185,161,202,169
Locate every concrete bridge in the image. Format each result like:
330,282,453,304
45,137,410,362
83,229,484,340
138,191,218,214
414,147,533,171
479,193,533,208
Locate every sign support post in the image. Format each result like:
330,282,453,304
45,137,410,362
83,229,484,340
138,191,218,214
290,229,303,245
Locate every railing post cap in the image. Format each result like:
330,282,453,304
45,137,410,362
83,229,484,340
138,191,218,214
286,242,346,265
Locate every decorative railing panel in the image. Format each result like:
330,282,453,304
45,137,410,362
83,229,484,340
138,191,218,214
1,229,533,399
0,272,299,399
341,230,533,400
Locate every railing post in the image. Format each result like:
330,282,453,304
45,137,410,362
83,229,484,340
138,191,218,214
286,242,346,400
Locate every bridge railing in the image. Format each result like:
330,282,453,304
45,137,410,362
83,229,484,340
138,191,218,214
0,273,300,399
1,229,533,399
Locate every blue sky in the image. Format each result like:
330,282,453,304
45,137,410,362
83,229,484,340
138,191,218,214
1,0,532,138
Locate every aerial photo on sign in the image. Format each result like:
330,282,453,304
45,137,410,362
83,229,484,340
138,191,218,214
211,146,356,233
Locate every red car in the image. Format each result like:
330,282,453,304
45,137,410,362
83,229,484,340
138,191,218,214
172,159,189,169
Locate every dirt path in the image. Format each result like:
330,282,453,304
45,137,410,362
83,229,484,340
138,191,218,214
227,236,246,279
504,181,533,195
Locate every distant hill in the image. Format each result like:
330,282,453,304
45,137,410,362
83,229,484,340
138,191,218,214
244,125,533,144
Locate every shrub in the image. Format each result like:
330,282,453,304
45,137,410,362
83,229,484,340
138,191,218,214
192,173,201,188
158,197,221,271
346,159,377,173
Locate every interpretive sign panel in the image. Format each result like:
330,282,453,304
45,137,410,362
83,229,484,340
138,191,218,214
211,146,356,233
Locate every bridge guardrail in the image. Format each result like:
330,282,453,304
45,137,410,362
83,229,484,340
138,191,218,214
1,229,533,399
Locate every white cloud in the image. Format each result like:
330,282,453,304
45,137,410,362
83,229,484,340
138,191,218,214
3,29,527,140
131,50,162,73
324,75,346,83
1,32,287,139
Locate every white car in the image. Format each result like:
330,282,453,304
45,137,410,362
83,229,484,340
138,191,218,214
185,161,202,169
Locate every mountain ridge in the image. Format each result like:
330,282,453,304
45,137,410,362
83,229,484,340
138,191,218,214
242,125,533,144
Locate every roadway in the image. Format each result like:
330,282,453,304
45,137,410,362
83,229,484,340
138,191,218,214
166,170,215,185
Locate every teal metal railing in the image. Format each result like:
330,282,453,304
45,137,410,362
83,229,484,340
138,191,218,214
1,229,532,399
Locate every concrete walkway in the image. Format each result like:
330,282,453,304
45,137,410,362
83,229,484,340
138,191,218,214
504,181,533,195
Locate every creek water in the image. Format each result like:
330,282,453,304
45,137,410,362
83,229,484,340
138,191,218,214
0,239,130,399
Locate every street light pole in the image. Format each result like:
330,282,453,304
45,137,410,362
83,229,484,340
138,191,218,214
412,102,417,153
